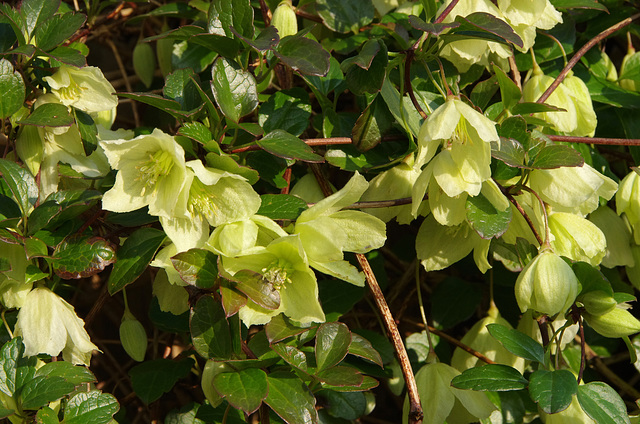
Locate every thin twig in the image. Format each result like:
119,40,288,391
537,13,640,104
343,197,413,209
497,181,544,247
228,137,352,154
548,135,640,146
508,56,521,90
405,49,428,120
258,0,271,26
427,324,496,365
105,38,140,127
434,0,459,24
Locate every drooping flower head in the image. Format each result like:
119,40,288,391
44,65,118,114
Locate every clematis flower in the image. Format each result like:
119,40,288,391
44,65,118,114
589,205,635,268
616,169,640,243
498,0,562,52
0,241,31,309
220,235,325,326
548,212,606,266
294,172,386,286
207,215,288,258
100,128,188,218
14,287,98,366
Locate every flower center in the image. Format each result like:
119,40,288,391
188,178,220,221
56,82,84,103
136,149,175,194
448,117,469,149
262,260,293,289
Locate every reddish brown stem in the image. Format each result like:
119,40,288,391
434,0,459,24
548,135,640,146
228,137,352,154
405,50,428,120
427,325,495,365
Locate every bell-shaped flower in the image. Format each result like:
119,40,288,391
159,160,261,251
100,128,188,218
294,172,386,286
221,235,325,326
207,215,288,258
515,249,579,316
403,362,496,424
290,172,331,204
498,0,562,52
583,304,640,338
43,65,118,114
548,212,606,266
271,0,298,38
563,75,597,137
14,287,98,365
589,205,635,268
616,169,640,243
0,241,31,309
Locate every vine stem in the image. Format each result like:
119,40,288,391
227,137,352,154
496,180,545,247
434,0,459,24
356,253,423,424
536,13,640,104
405,49,428,120
548,135,640,146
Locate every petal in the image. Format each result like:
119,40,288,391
416,216,479,271
298,172,368,222
153,269,190,315
429,183,467,226
310,259,366,286
327,210,386,253
412,161,434,217
296,218,346,263
280,268,325,324
454,99,499,143
419,99,459,143
159,215,209,252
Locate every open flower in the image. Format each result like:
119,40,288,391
14,287,98,365
44,65,118,114
100,129,188,217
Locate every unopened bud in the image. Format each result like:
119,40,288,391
119,313,147,362
271,1,298,38
15,125,43,176
580,290,617,316
584,307,640,338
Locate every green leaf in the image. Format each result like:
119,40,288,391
492,137,526,168
380,77,421,137
33,12,85,52
0,3,26,45
0,158,38,217
511,102,564,115
42,45,86,67
0,58,25,119
129,358,194,404
256,194,308,220
304,57,345,97
577,382,630,424
493,64,521,111
220,279,247,317
487,324,545,364
258,88,312,137
271,343,310,372
35,407,57,424
345,40,387,95
190,295,232,360
28,189,101,235
52,235,116,280
207,0,253,39
62,390,120,424
264,372,318,424
171,248,218,289
206,152,259,184
265,314,313,343
275,35,330,77
449,12,523,48
408,15,458,35
550,0,608,11
116,93,184,119
529,369,577,414
320,375,379,392
164,68,201,112
20,375,75,409
230,270,280,310
133,42,156,88
348,333,383,367
107,227,166,294
73,109,98,156
0,337,25,396
431,277,482,329
257,129,324,163
316,365,363,387
232,25,278,52
316,322,351,371
352,95,393,152
210,57,257,123
530,145,584,169
315,0,374,34
320,391,366,420
212,368,267,414
465,192,512,239
178,122,211,145
341,38,381,71
35,361,95,385
246,151,289,188
451,364,529,391
18,103,73,127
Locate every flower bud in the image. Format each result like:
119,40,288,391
119,312,147,362
515,250,579,316
563,74,597,137
548,212,606,266
15,125,43,176
620,48,639,91
271,1,298,38
584,306,640,338
616,169,640,244
579,290,617,316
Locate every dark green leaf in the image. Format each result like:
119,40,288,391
178,122,211,145
207,0,253,39
256,194,308,220
28,189,101,235
431,277,482,329
107,228,166,294
348,333,383,367
43,46,87,67
258,129,324,163
18,103,73,127
493,64,521,111
213,368,267,414
130,2,199,21
73,109,98,156
511,102,565,115
450,12,523,48
352,95,392,152
471,75,499,111
345,40,387,95
0,58,25,119
195,403,246,424
206,152,259,185
230,270,280,310
35,407,57,424
380,78,421,137
164,68,201,112
21,376,75,409
577,382,630,424
210,57,258,123
0,337,24,396
316,365,363,387
35,361,95,385
129,358,194,404
320,375,379,392
529,369,577,414
23,237,47,259
190,295,232,360
341,39,380,71
275,35,330,77
550,0,608,11
320,391,366,420
408,15,458,35
466,192,512,239
62,390,120,424
579,70,640,108
219,278,247,317
265,314,313,343
0,3,26,45
492,137,526,168
246,150,289,189
33,12,85,52
487,324,545,363
132,42,155,88
530,145,584,169
171,248,218,289
52,235,116,279
316,322,351,371
315,0,374,34
116,93,184,119
23,0,59,38
264,372,318,424
451,364,528,391
0,158,38,217
572,262,614,297
258,88,312,137
271,343,310,372
232,25,279,52
304,57,345,97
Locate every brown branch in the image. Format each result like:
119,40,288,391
258,0,271,26
508,56,521,90
434,0,459,24
496,180,544,247
426,325,496,365
548,135,640,146
343,197,413,209
537,13,640,104
227,137,352,154
405,50,428,120
295,8,322,23
105,38,140,127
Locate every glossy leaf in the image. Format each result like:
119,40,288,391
316,365,363,387
28,189,101,235
408,15,458,35
35,361,95,385
275,35,330,77
21,375,75,409
73,109,98,156
52,235,116,279
178,122,211,145
190,295,232,360
258,88,312,137
212,368,267,414
18,103,73,127
320,391,367,420
265,314,313,343
493,64,521,111
0,337,25,396
492,137,526,168
35,407,57,424
528,369,577,414
0,58,25,119
352,95,393,152
315,0,374,34
129,358,194,404
256,194,308,220
219,278,247,317
530,145,584,169
62,390,120,424
116,93,184,119
487,324,545,363
321,375,379,392
171,248,218,289
33,12,86,52
41,45,87,67
451,364,529,391
107,228,166,294
316,322,351,371
0,158,38,217
20,0,59,38
232,25,279,51
345,40,388,95
347,333,383,367
164,68,201,112
265,372,318,424
466,192,512,239
230,270,280,310
0,3,26,45
550,0,608,11
271,343,310,372
257,129,324,163
210,57,258,123
207,0,253,39
577,382,630,424
450,12,523,48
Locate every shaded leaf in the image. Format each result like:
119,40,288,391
348,333,383,367
493,64,521,111
28,189,101,235
219,278,247,317
487,324,545,364
529,369,577,414
451,364,529,391
316,322,351,371
320,375,379,392
0,158,38,218
275,35,330,77
52,235,116,279
352,95,392,152
133,42,156,88
21,376,75,409
408,15,458,35
35,407,57,424
33,12,85,51
171,248,218,289
258,88,312,137
257,129,324,163
257,194,308,220
73,109,98,156
190,295,232,360
345,40,387,95
164,68,201,112
265,372,318,424
316,365,363,387
315,0,374,34
0,58,25,119
230,270,280,310
265,314,313,343
450,12,523,48
129,358,194,404
550,0,608,11
35,361,95,385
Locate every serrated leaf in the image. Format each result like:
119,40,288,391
275,35,330,77
487,324,545,363
0,337,24,396
213,368,267,414
178,122,211,145
265,372,318,424
41,45,87,67
265,314,313,343
316,322,351,371
21,375,75,409
210,57,257,123
256,194,308,220
129,358,194,404
466,192,512,239
35,361,95,385
0,58,25,119
52,235,116,279
529,369,577,414
33,12,85,52
492,137,526,168
257,129,324,163
451,364,528,391
0,158,38,217
35,406,57,424
315,0,374,34
18,103,73,127
530,145,584,169
171,248,218,289
73,109,98,156
258,88,312,137
190,295,232,360
0,3,26,45
20,0,59,39
316,365,363,387
62,390,120,424
107,228,166,294
577,382,630,424
348,333,383,367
